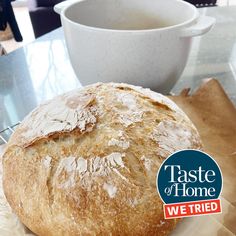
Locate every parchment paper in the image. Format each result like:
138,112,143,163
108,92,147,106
0,79,235,235
170,79,236,236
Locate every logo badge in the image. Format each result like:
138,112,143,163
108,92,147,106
157,150,222,219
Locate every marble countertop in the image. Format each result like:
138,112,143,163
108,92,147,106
0,6,236,137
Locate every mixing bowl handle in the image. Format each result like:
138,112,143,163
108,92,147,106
54,0,77,14
180,16,215,38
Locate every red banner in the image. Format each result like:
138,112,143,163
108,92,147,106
164,199,221,219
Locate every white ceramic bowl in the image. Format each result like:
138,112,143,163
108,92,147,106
55,0,215,93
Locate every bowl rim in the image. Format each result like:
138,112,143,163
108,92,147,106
61,0,199,33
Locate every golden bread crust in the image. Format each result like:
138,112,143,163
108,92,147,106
3,83,202,236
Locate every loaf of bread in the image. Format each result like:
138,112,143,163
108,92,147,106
2,83,202,236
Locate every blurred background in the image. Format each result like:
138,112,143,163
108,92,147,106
0,0,236,53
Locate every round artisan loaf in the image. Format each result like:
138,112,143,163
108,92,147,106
3,83,202,236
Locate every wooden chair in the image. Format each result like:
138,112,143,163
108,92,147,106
0,0,23,42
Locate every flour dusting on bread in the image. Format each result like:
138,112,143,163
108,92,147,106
3,83,202,236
